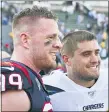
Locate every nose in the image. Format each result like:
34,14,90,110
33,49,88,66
52,38,63,50
90,54,99,63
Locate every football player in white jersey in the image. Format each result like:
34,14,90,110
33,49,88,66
43,30,108,111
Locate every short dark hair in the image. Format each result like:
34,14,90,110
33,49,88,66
12,5,57,29
61,30,97,56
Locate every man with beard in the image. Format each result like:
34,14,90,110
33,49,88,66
43,30,108,111
1,5,62,111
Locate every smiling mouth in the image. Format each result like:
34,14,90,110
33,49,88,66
50,53,56,57
50,52,57,56
87,64,99,68
89,65,100,70
90,66,97,68
50,53,56,60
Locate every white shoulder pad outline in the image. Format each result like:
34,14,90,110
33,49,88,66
50,70,66,76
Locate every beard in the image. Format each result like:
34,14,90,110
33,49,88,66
40,58,57,70
72,67,100,82
33,54,57,72
74,71,100,81
80,74,99,81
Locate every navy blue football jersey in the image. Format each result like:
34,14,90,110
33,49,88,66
1,60,53,111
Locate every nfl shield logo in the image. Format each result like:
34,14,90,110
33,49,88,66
88,90,96,98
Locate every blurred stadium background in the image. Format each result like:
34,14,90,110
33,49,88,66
1,1,108,72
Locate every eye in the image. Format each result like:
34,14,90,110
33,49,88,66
82,52,91,57
44,40,52,46
49,36,53,39
95,51,100,55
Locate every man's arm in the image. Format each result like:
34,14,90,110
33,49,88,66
2,90,30,111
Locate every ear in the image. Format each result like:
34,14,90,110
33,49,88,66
62,55,72,66
20,33,30,49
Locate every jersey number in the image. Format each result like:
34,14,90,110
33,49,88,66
2,74,22,91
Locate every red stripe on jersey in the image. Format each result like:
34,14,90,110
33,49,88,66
42,102,53,112
11,62,32,85
37,73,43,84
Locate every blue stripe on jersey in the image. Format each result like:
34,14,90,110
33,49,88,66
45,84,65,95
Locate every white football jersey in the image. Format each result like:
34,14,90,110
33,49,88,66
43,69,108,111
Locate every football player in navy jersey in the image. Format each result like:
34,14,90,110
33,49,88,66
1,5,62,111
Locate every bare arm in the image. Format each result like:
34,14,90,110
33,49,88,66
2,90,31,111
